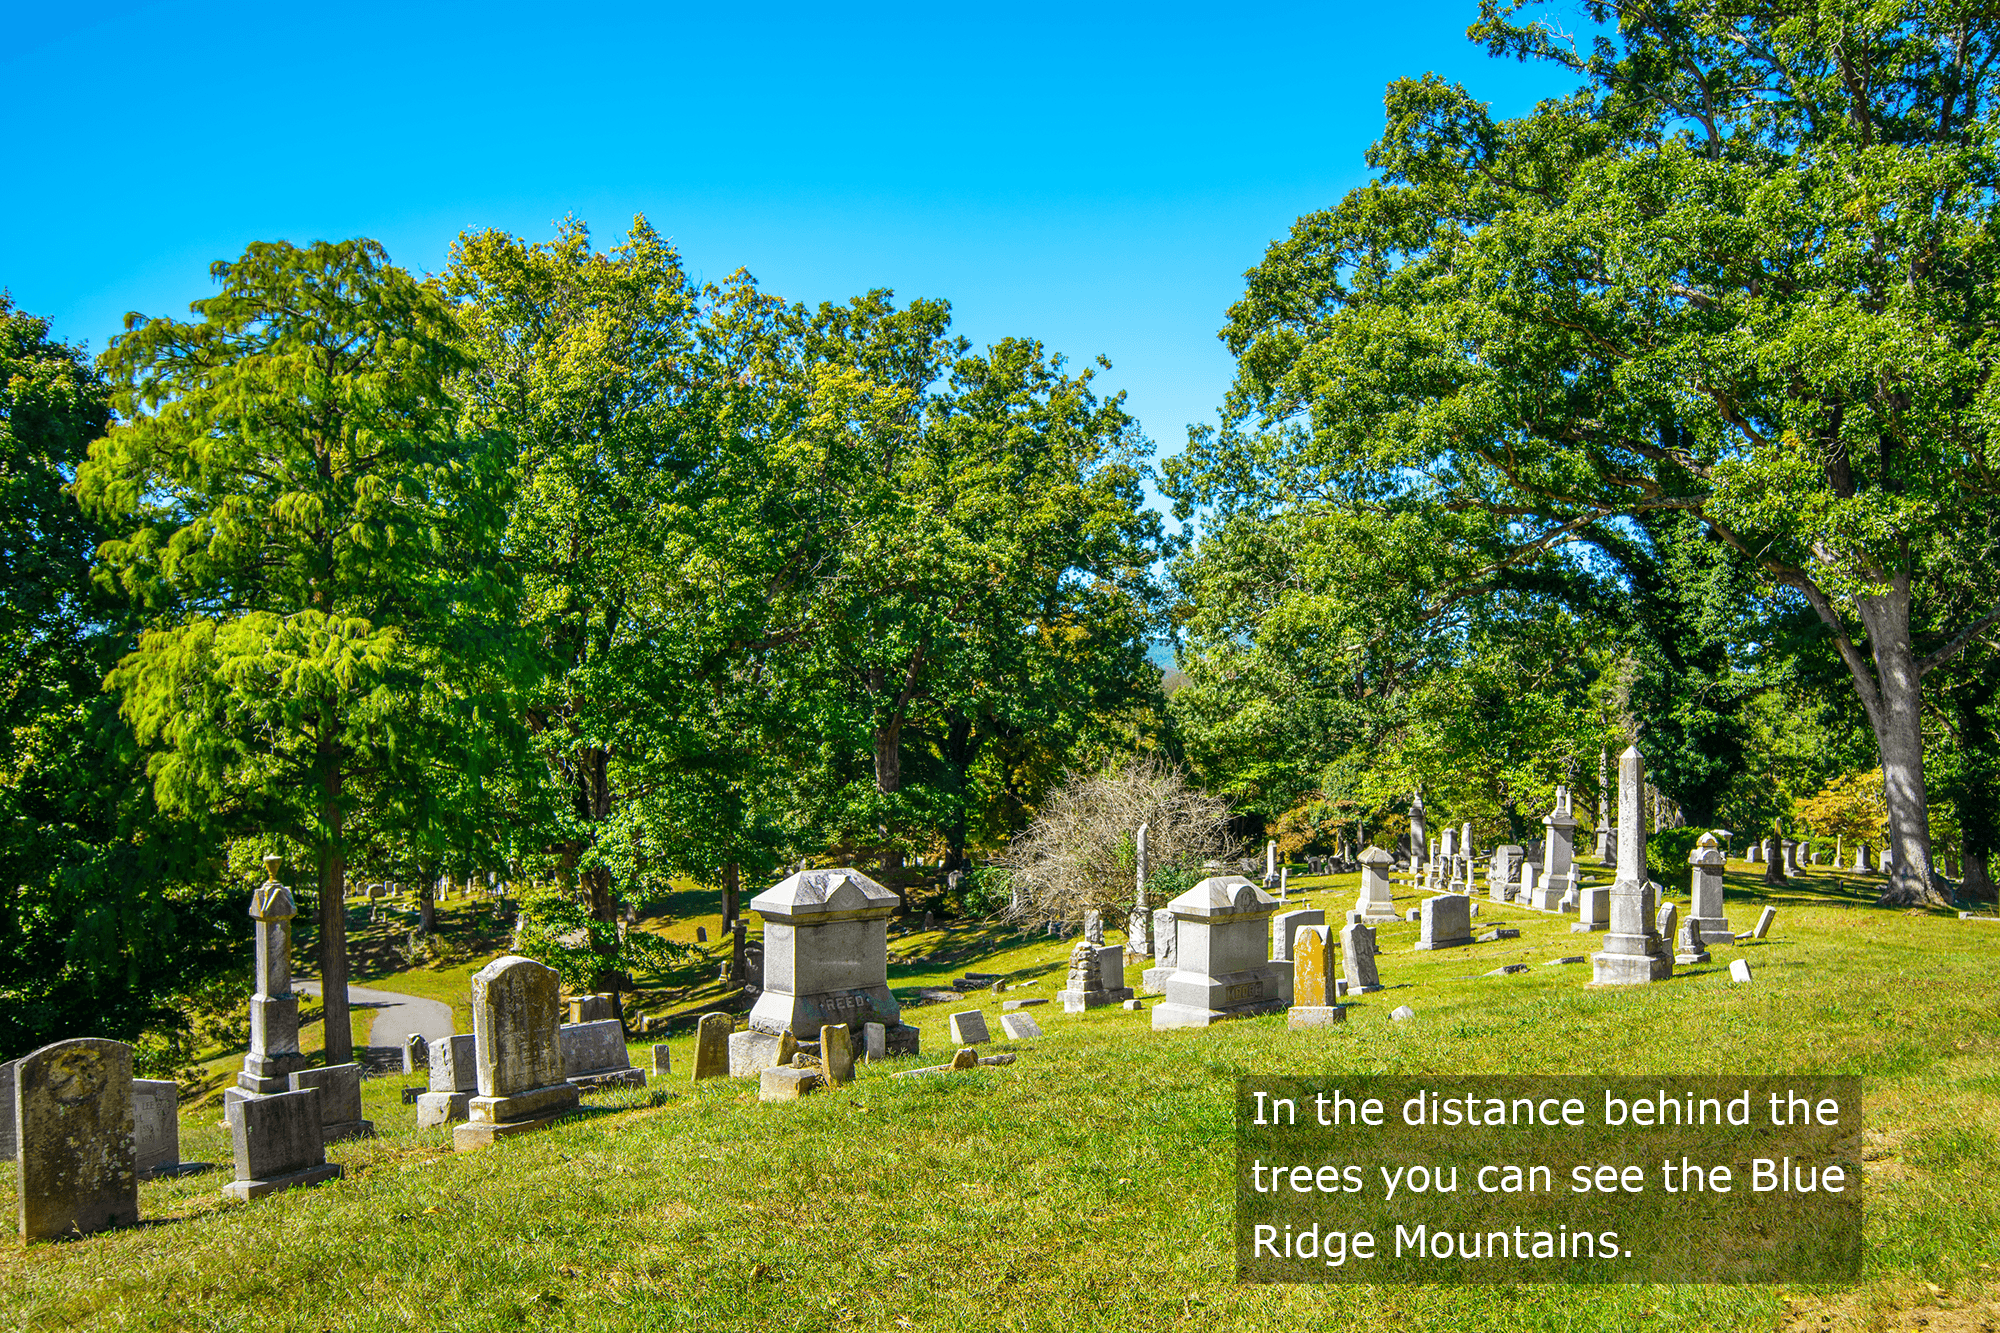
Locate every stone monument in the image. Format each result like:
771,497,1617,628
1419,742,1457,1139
745,868,919,1058
1489,846,1523,901
1057,939,1132,1011
1286,925,1345,1029
1340,921,1383,994
1414,893,1474,950
14,1038,138,1241
1151,876,1291,1029
224,1086,341,1199
1354,847,1397,922
1540,787,1581,906
1129,823,1152,955
417,1035,478,1127
561,1020,647,1092
1687,832,1733,943
1590,747,1673,985
237,855,308,1097
453,955,580,1150
289,1063,373,1142
1270,907,1325,962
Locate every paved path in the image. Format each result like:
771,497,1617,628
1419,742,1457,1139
298,981,455,1048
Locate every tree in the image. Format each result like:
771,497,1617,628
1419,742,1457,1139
75,240,518,1061
0,295,237,1064
1178,0,2000,905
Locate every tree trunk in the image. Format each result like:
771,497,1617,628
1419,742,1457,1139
721,861,739,934
1965,851,1993,902
419,878,435,934
1850,587,1947,907
584,864,618,992
874,716,908,912
317,774,352,1066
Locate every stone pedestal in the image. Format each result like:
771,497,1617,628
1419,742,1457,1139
1687,834,1733,942
417,1035,477,1128
746,869,918,1055
1354,847,1398,922
1152,877,1291,1029
1591,747,1673,986
1540,787,1581,906
453,956,580,1150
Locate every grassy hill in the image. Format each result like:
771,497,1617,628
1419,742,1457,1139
3,861,1995,1332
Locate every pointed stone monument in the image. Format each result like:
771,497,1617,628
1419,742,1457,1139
236,855,308,1101
1128,823,1152,955
1591,747,1673,985
1594,746,1612,861
1409,795,1428,875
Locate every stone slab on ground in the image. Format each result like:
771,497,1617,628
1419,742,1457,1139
1287,1006,1347,1029
759,1067,821,1102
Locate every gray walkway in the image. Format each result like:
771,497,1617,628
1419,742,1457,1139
298,981,455,1048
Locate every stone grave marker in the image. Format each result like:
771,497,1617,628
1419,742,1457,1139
1286,925,1345,1029
746,868,919,1059
1151,876,1291,1029
1753,906,1777,940
15,1038,138,1241
1540,787,1581,906
223,1085,340,1200
561,1020,646,1092
1590,747,1673,985
289,1064,373,1142
1340,921,1384,994
403,1033,428,1074
1686,833,1734,942
1489,845,1524,901
1390,1005,1416,1022
821,1025,855,1086
1730,958,1753,982
1000,1013,1043,1040
453,955,580,1150
862,1022,887,1062
133,1078,184,1178
1141,907,1178,992
419,1034,478,1128
1414,894,1473,950
1655,901,1678,949
1572,885,1610,933
760,1067,820,1101
1676,918,1711,966
1270,907,1325,963
947,1011,991,1045
238,857,308,1097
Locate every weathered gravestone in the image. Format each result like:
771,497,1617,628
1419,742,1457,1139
1572,885,1610,932
15,1039,138,1241
224,1085,340,1200
132,1078,185,1178
744,868,919,1059
1414,894,1474,951
418,1034,478,1127
452,956,580,1150
402,1033,428,1075
1152,876,1291,1029
1590,747,1673,985
561,1020,647,1092
692,1013,731,1081
1271,908,1325,963
237,857,308,1097
1129,823,1153,956
1286,925,1345,1029
1686,832,1734,943
568,995,614,1025
1753,905,1777,940
1676,917,1711,966
1141,907,1178,993
1353,847,1398,923
1341,922,1384,994
1000,1013,1043,1039
729,1028,798,1077
1655,901,1679,950
1489,846,1524,901
862,1021,887,1063
289,1063,373,1143
1083,911,1104,946
947,1011,991,1045
821,1025,856,1086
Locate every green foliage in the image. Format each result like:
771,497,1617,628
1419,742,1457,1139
509,883,694,992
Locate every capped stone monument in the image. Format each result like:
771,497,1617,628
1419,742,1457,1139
1354,847,1397,922
1151,876,1291,1029
237,855,308,1097
1687,832,1734,943
745,868,919,1058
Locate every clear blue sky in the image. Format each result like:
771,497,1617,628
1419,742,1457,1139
3,0,1582,500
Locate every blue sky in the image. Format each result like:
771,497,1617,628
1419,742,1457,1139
3,0,1584,508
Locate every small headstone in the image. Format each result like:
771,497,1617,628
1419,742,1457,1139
453,955,581,1150
1477,928,1520,942
14,1039,139,1241
1390,1005,1416,1022
862,1022,887,1063
1001,998,1048,1011
924,911,937,932
1753,906,1776,940
568,995,613,1025
418,1034,479,1128
820,1025,855,1087
1544,955,1589,966
133,1079,183,1178
1483,964,1529,977
561,1019,646,1092
1676,917,1711,966
1341,922,1384,994
1120,999,1143,1011
1730,958,1753,982
1655,901,1679,947
402,1033,428,1074
224,1086,340,1200
947,1010,991,1045
1571,885,1610,933
1000,1013,1043,1040
696,927,708,943
949,1047,978,1070
1287,925,1345,1029
1404,907,1421,923
288,1064,374,1142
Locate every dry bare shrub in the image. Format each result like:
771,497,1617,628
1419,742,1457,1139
996,756,1238,930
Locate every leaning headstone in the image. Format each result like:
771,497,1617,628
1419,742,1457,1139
238,856,308,1096
1730,958,1753,982
453,955,580,1150
1340,921,1384,994
692,1014,731,1082
418,1034,478,1128
224,1085,340,1200
1000,1012,1044,1039
947,1011,991,1045
1271,908,1325,963
1753,905,1777,940
1353,847,1398,922
1287,926,1345,1029
1414,894,1474,950
1686,832,1734,943
1590,747,1672,985
746,868,919,1058
15,1039,138,1241
288,1064,374,1142
560,1020,646,1092
133,1078,183,1178
1152,876,1291,1029
402,1033,428,1075
1655,901,1678,949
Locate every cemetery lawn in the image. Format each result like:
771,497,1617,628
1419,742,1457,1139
4,864,1997,1332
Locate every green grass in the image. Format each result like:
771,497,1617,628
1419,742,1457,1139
3,861,1996,1332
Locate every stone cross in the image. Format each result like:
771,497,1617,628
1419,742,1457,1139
239,855,308,1096
15,1038,138,1242
1590,747,1672,984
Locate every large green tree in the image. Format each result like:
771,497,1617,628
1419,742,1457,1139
76,240,518,1059
1176,0,2000,905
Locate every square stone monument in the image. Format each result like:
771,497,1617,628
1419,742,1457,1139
1414,894,1474,950
453,955,580,1150
1151,876,1291,1029
746,868,919,1057
1687,832,1734,942
224,1085,341,1199
1353,847,1397,923
1591,747,1673,985
15,1039,138,1241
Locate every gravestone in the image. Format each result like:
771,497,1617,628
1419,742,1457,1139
1057,939,1130,1012
1489,846,1524,901
821,1025,855,1086
1340,921,1384,994
560,1020,646,1092
1730,958,1753,982
1270,907,1325,962
1854,845,1872,873
289,1064,373,1142
403,1033,428,1074
652,1044,672,1077
1590,747,1673,985
746,868,919,1058
453,955,580,1150
1083,911,1104,946
1540,787,1581,906
1753,906,1777,940
133,1078,183,1178
1655,901,1678,948
1517,860,1541,908
1409,795,1427,875
1676,917,1711,966
1129,822,1153,956
1414,894,1474,950
1000,1013,1043,1040
947,1011,991,1045
1687,832,1734,943
1595,746,1612,861
568,995,613,1025
15,1038,138,1241
1151,876,1291,1029
1353,847,1398,923
1572,885,1610,933
1141,907,1178,992
729,1028,799,1077
696,926,707,943
1390,1005,1416,1022
760,1066,820,1102
418,1034,478,1127
223,1085,340,1200
238,856,308,1096
1437,830,1456,890
696,1015,732,1081
1286,925,1345,1029
862,1022,887,1063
